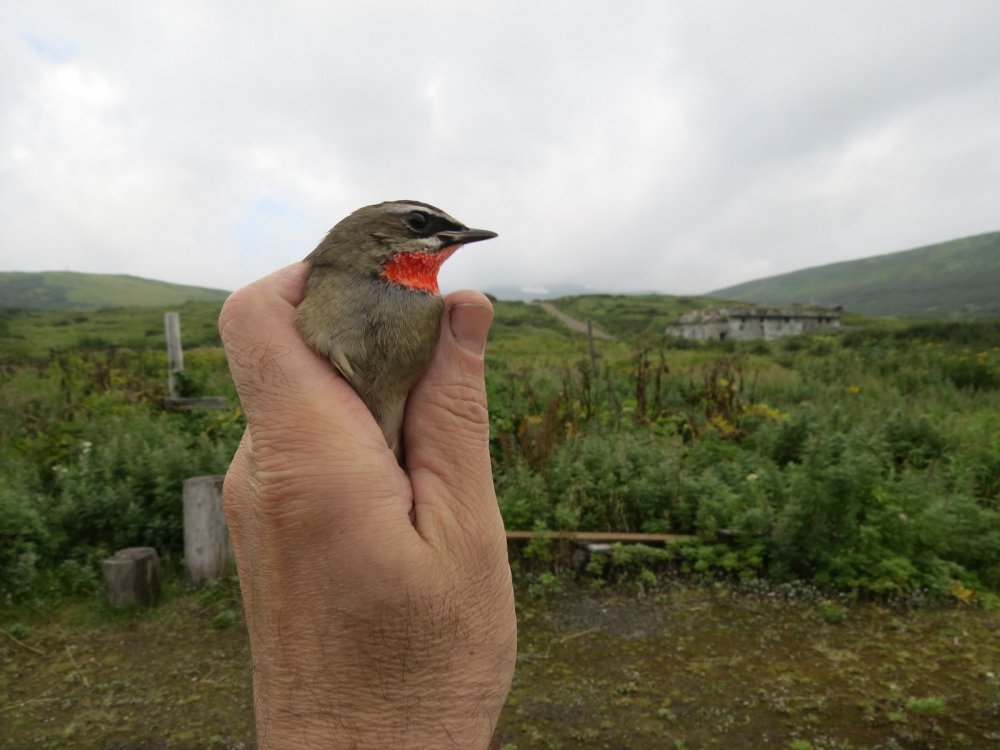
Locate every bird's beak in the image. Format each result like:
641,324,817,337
436,228,498,246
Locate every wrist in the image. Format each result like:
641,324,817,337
255,677,500,750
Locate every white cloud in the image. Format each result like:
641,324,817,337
1,0,999,296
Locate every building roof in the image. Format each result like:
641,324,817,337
677,306,842,324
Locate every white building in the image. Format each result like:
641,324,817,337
666,306,842,341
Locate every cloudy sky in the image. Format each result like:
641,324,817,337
2,1,999,296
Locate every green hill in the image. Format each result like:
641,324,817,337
546,293,732,338
0,271,231,310
709,231,1000,319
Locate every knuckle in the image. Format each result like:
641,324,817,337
218,288,250,343
428,381,489,430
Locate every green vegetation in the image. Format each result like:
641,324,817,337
2,295,999,604
488,314,1000,601
544,293,730,338
0,301,224,360
0,271,230,310
0,344,241,601
1,293,999,748
710,230,1000,319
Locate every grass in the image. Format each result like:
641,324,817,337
1,297,578,362
0,271,230,311
1,291,999,747
543,293,731,338
5,299,1000,601
0,301,225,361
710,230,1000,320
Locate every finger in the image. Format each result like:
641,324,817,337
221,429,255,541
218,263,383,457
219,263,404,512
221,430,261,611
404,291,503,542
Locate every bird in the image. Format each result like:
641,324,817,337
295,200,497,463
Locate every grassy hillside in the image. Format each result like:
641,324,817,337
0,298,582,362
484,282,599,301
0,301,226,361
0,271,231,310
710,231,1000,319
549,294,736,338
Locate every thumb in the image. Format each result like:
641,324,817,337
404,291,498,536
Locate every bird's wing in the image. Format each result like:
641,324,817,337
326,341,359,384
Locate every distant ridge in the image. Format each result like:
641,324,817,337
483,283,601,301
0,271,231,310
709,231,1000,319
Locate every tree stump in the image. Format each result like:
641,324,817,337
183,475,232,587
102,547,161,608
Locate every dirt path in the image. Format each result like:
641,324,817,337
533,301,615,340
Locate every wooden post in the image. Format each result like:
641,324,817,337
162,312,227,410
164,312,183,399
587,320,599,384
102,547,161,608
183,475,232,587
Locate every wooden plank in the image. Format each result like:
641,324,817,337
505,530,692,543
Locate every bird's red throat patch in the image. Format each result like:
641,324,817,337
381,246,458,294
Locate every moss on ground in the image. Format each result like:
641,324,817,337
2,577,998,749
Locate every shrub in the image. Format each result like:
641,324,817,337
762,415,812,467
770,433,884,586
969,449,1000,507
882,411,948,469
0,458,51,601
5,308,1000,602
50,409,239,567
942,353,999,391
495,462,552,531
544,431,683,532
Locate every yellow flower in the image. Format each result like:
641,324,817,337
750,403,784,421
709,414,738,437
846,385,861,396
950,580,977,605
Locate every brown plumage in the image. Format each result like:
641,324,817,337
294,200,497,462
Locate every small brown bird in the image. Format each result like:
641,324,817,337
295,200,497,461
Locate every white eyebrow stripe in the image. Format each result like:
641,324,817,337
386,202,436,215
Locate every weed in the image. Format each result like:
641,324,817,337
905,696,947,716
818,601,846,625
211,610,237,629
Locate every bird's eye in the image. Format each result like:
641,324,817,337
405,211,430,232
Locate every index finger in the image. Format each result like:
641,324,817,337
218,262,384,455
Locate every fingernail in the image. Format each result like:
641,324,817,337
449,303,492,357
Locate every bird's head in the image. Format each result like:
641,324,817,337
307,200,497,294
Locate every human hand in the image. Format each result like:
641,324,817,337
218,263,516,749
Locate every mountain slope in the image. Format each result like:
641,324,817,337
709,231,1000,319
0,271,231,310
483,283,601,301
